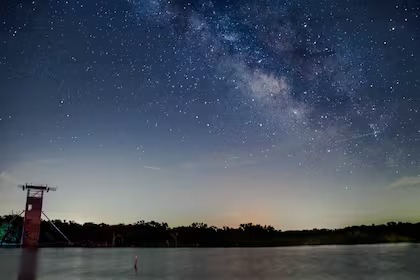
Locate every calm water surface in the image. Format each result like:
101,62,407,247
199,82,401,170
1,244,419,279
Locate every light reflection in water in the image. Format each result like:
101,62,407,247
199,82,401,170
18,249,39,280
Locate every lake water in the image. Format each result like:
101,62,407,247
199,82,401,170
1,244,419,279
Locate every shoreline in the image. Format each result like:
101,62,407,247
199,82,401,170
2,216,420,249
2,241,419,249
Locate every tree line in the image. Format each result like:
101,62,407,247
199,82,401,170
1,215,419,247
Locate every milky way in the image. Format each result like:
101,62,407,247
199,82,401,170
127,0,419,171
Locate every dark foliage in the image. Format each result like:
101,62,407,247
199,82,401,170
1,215,419,247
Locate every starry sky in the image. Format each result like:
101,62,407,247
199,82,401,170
0,0,419,230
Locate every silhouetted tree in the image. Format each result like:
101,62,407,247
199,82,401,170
1,215,419,247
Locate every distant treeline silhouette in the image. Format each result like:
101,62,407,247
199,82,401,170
1,215,420,247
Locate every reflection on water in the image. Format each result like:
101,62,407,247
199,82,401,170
0,244,419,279
18,249,39,280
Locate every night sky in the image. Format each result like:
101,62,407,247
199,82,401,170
0,0,419,230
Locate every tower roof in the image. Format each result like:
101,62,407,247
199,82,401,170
20,184,56,192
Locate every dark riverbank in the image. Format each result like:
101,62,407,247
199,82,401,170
1,215,419,247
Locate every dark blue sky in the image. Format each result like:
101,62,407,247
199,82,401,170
0,0,419,229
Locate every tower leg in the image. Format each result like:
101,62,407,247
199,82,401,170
41,211,72,245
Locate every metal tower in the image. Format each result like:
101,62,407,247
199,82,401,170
19,184,71,247
0,184,71,248
20,184,55,247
